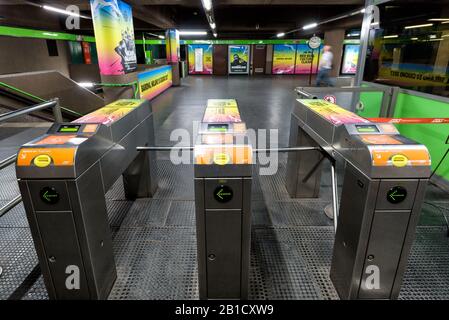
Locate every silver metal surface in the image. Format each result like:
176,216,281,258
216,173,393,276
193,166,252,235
0,195,22,218
16,99,158,300
330,162,338,232
289,98,431,299
0,154,16,170
194,100,252,299
0,100,59,124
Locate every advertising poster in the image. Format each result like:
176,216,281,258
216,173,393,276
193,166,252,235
188,44,213,75
272,44,296,74
228,45,250,74
341,44,360,74
138,65,173,100
378,63,449,87
295,44,322,74
90,0,137,75
165,29,180,63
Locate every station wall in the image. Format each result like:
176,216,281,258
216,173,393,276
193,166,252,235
0,36,71,77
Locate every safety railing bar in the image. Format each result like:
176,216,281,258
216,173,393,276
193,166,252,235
137,146,194,151
295,89,317,99
0,154,16,170
0,195,22,219
295,86,389,94
137,146,321,153
0,99,62,124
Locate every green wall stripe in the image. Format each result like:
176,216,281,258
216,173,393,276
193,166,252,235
0,26,361,46
0,26,95,42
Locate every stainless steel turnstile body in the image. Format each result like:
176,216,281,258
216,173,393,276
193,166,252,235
16,99,158,299
194,99,253,299
286,99,431,299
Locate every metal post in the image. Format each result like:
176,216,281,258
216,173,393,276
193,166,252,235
351,0,375,111
309,49,314,86
52,98,63,124
330,160,339,232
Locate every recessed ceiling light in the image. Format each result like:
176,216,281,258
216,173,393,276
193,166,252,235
303,23,318,30
179,31,208,36
404,23,433,29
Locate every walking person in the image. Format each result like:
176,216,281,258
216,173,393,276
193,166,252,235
316,45,334,87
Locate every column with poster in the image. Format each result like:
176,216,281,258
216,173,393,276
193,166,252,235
166,29,181,86
90,0,137,75
228,45,250,75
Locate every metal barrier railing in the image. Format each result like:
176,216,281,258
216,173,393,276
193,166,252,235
0,99,63,219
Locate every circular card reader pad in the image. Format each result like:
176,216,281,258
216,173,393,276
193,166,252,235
214,185,233,203
387,186,407,204
40,187,60,205
33,154,52,168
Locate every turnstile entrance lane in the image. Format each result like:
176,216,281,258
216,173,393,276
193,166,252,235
16,99,158,299
286,99,431,299
194,99,252,300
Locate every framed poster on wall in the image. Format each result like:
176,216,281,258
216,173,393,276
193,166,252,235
295,44,322,74
188,44,213,74
194,48,204,72
228,45,250,74
341,44,360,75
272,44,296,74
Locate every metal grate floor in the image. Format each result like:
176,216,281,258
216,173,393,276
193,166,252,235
1,159,449,300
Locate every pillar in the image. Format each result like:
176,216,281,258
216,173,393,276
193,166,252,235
324,29,346,78
165,29,181,86
90,0,139,102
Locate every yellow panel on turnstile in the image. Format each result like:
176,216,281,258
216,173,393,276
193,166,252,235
368,145,431,167
194,145,253,165
17,148,76,167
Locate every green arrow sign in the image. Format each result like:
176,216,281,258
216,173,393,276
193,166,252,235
40,187,60,205
216,188,232,200
214,185,233,203
387,186,407,204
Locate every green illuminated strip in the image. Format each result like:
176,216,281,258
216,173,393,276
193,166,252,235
0,26,314,45
209,127,228,132
59,128,79,132
0,81,83,117
358,128,377,132
0,81,46,102
0,26,95,42
343,39,361,45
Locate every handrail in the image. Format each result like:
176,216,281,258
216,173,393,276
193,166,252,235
295,88,317,99
295,86,390,94
98,81,139,99
0,154,16,170
0,195,22,219
0,99,62,124
0,100,64,219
